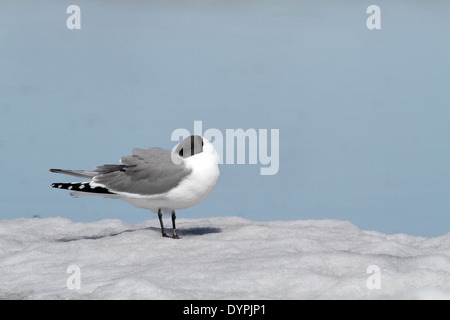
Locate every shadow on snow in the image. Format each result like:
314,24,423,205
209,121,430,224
56,225,222,242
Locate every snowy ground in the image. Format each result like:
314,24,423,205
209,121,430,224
0,216,449,299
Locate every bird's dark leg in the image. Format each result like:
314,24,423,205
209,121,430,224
158,209,169,238
171,210,179,239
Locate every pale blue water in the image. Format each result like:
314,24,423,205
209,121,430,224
1,0,449,236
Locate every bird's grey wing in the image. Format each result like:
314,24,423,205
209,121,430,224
93,147,190,196
50,165,128,179
50,168,98,179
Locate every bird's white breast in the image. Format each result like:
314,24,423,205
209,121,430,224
163,151,220,210
118,149,220,213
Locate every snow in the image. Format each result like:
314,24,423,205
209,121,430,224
0,216,449,300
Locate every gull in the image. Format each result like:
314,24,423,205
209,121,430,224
50,135,220,239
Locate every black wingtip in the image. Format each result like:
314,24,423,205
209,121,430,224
51,182,114,194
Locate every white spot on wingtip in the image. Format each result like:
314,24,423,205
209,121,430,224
68,186,73,190
58,185,62,188
79,184,85,189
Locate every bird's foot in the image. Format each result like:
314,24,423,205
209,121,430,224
162,232,179,239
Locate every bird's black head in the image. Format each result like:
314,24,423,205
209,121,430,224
175,135,204,158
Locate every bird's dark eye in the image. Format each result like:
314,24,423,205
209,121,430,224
201,140,204,147
179,148,183,157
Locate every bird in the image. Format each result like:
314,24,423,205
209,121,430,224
50,135,220,239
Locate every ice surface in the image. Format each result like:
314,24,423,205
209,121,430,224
0,217,449,299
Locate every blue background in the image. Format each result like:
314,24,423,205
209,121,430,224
1,0,449,236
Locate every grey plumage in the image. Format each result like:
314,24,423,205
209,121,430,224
94,147,191,195
50,135,205,196
50,165,126,179
50,168,97,179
